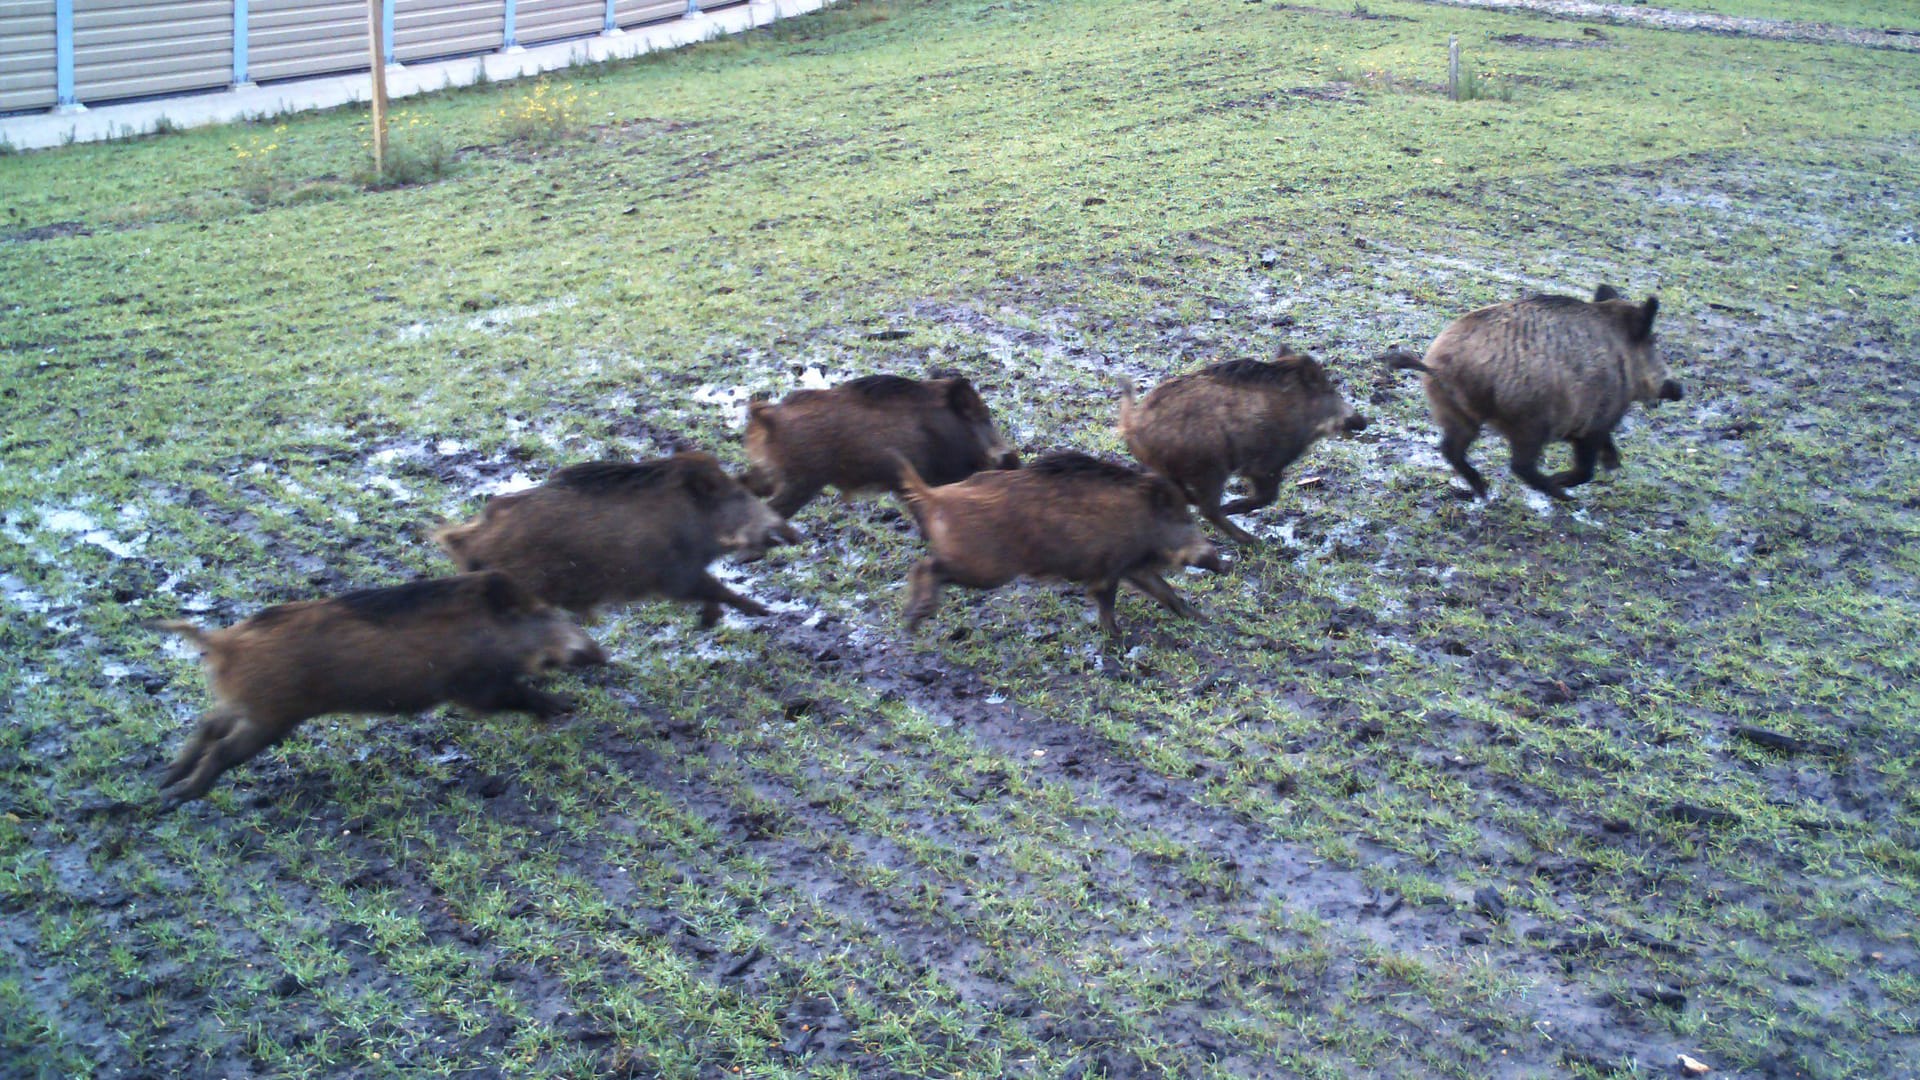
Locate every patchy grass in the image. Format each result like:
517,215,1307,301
2,0,1918,1076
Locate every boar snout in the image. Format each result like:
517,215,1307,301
771,522,803,545
1659,379,1684,403
994,448,1022,470
1343,414,1370,434
570,640,610,667
1185,543,1226,574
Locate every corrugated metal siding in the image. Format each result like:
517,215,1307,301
700,0,747,8
516,0,602,46
73,0,232,104
0,1,56,114
613,0,681,30
250,0,368,84
394,0,503,62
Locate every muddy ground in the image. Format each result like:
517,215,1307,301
4,2,1920,1078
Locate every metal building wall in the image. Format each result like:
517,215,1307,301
516,0,602,46
614,0,682,30
249,0,367,84
72,0,232,104
393,0,503,62
0,0,56,113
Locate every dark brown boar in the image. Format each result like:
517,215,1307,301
896,451,1224,638
155,571,605,805
742,374,1020,517
434,452,795,629
1118,348,1368,544
1384,285,1682,501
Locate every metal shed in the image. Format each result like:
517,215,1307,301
2,0,718,114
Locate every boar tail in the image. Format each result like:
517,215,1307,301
1380,349,1431,375
152,619,214,652
892,452,935,507
1112,377,1139,436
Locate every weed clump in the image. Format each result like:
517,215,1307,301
494,76,597,145
359,109,456,189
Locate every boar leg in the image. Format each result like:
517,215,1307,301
1550,434,1608,490
1598,434,1622,472
451,669,576,719
1438,421,1490,499
159,707,238,793
1190,475,1259,545
1219,473,1283,518
767,482,823,520
1123,570,1199,621
1507,429,1573,501
692,572,771,629
1086,580,1123,638
161,714,286,805
904,559,945,633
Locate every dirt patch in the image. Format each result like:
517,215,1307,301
2,220,91,243
1491,29,1613,46
1418,0,1920,51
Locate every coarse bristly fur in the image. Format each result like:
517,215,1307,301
433,454,793,629
153,571,605,807
894,451,1222,639
1117,347,1367,544
741,374,1019,518
1384,285,1681,501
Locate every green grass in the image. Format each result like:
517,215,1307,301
3,0,1919,1075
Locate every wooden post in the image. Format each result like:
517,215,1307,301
1447,35,1460,101
369,0,389,177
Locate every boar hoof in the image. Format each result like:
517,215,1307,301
699,601,723,629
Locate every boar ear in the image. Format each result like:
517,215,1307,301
1634,296,1659,341
678,456,729,502
478,571,528,616
1593,284,1623,302
746,400,774,428
946,378,992,422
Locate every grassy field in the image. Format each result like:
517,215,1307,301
4,0,1919,1076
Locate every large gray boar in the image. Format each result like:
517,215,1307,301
435,453,795,628
1385,285,1682,501
156,571,606,805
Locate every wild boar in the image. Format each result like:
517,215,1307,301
155,571,606,805
1118,349,1368,544
1385,285,1682,501
435,453,795,629
896,451,1224,638
743,374,1020,517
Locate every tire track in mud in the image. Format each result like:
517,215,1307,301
735,600,1694,1073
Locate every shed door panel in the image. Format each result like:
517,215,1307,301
614,0,682,30
0,0,56,113
517,0,602,45
73,0,233,104
250,0,369,84
393,0,504,62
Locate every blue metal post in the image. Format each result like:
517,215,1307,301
382,0,395,64
685,0,700,15
54,0,76,107
604,0,617,33
502,0,516,48
232,0,250,86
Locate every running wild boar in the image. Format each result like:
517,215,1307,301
1119,349,1368,544
896,451,1224,638
434,453,795,628
743,374,1020,517
155,571,605,805
1385,285,1682,500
